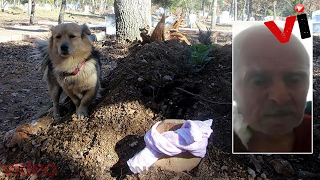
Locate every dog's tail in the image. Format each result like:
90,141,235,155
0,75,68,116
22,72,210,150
33,39,51,73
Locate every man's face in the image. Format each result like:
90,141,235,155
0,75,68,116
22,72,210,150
235,34,310,135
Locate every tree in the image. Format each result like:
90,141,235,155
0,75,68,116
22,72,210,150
58,0,67,24
242,0,246,20
234,0,237,20
92,0,95,14
99,0,105,15
29,0,35,24
114,0,151,43
247,0,252,21
273,0,276,20
211,0,217,29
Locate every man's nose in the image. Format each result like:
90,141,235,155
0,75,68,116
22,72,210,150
267,80,291,105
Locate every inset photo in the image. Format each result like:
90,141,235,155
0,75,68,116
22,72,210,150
232,21,313,154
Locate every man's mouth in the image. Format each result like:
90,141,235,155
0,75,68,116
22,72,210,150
264,113,292,117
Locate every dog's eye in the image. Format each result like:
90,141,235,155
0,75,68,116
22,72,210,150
55,35,61,39
69,35,76,38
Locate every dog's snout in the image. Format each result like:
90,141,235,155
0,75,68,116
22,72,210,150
60,44,69,52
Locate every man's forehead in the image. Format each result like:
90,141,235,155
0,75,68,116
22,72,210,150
244,68,309,77
234,25,310,69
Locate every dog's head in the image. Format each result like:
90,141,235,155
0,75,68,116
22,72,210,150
49,23,92,58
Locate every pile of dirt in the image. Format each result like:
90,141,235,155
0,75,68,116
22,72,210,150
0,34,319,180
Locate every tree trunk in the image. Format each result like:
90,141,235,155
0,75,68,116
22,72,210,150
234,0,237,21
58,0,67,24
247,0,252,21
28,0,31,14
114,0,151,43
230,0,233,19
99,0,105,15
242,0,246,21
92,0,95,14
273,1,277,21
29,0,35,24
202,0,205,16
211,0,218,29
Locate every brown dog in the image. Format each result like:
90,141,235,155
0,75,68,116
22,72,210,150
35,23,101,120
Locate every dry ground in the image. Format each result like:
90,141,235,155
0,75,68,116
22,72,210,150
0,7,320,180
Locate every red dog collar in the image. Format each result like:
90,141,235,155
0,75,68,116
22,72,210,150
70,59,87,75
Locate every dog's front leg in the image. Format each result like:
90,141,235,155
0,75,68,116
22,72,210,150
49,84,63,120
77,88,98,119
47,70,63,120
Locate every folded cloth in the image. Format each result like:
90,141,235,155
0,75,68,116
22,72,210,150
127,119,213,174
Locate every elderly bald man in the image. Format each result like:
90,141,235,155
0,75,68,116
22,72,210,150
233,25,312,153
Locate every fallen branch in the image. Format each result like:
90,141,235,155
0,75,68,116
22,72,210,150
31,103,52,120
176,87,231,105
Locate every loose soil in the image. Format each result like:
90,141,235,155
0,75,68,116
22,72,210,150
0,8,320,180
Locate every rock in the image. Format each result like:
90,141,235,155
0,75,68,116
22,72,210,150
0,169,5,177
3,116,53,148
247,167,256,178
248,154,263,172
260,172,267,179
297,170,318,179
269,159,294,177
221,165,228,170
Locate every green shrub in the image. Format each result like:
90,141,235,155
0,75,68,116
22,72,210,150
190,43,214,69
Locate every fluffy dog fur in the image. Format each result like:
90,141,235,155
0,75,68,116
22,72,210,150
35,23,101,120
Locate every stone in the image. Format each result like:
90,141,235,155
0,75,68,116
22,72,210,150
269,159,294,177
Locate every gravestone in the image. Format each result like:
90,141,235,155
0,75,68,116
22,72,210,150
312,10,320,33
220,11,231,24
189,14,197,29
84,5,90,13
105,14,116,35
2,1,8,11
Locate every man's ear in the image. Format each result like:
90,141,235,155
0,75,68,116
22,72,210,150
234,91,243,114
81,24,91,37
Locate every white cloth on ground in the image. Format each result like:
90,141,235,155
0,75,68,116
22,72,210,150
127,119,213,174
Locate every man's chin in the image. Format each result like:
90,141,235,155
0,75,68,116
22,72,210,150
258,122,296,135
261,128,293,136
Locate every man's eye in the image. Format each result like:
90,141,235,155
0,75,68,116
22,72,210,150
69,35,76,38
285,76,304,85
251,78,269,87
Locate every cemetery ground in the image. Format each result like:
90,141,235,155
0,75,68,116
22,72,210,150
0,8,320,180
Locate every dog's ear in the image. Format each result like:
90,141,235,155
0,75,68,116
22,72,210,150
49,25,55,48
49,25,55,33
81,24,91,37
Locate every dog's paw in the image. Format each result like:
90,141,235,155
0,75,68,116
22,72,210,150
52,112,61,121
53,115,62,121
76,110,88,120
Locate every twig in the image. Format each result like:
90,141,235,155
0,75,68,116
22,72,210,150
31,103,52,120
176,87,231,105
